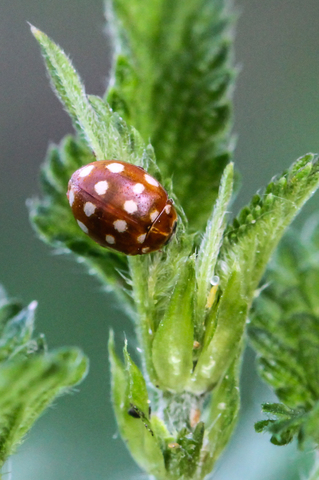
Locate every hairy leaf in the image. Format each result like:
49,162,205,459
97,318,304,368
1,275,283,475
108,333,166,479
0,288,88,466
107,0,236,230
124,342,150,418
195,162,233,335
164,422,205,478
254,402,309,447
31,24,169,177
152,257,195,392
189,155,319,395
189,268,247,394
128,233,193,387
250,214,319,448
200,355,240,477
220,154,319,303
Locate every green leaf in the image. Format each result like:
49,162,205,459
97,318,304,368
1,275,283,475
220,154,319,303
200,356,240,477
87,94,158,170
0,287,88,466
30,25,106,159
128,233,193,387
167,422,205,478
189,268,247,394
107,0,236,230
0,296,36,362
254,403,307,447
31,25,164,173
195,162,233,335
0,347,88,464
150,415,172,451
152,257,195,392
187,155,319,396
261,403,298,417
108,331,127,425
108,332,166,479
249,214,319,448
124,342,150,418
182,421,205,473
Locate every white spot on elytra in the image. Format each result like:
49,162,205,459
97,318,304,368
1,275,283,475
124,200,138,214
84,202,96,217
79,165,94,178
105,235,116,244
106,163,124,173
94,180,108,195
113,219,127,232
137,234,146,244
77,220,88,234
144,174,159,187
142,247,150,254
150,210,159,222
132,183,145,194
68,188,75,207
164,204,171,214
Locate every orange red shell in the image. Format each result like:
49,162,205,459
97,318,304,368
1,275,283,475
67,160,178,255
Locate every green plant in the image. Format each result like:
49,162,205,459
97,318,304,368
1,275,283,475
3,0,319,479
0,287,88,478
249,217,319,477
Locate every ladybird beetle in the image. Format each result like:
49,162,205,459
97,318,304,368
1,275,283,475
67,160,178,255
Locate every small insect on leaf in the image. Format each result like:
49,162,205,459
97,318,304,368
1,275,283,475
67,160,178,255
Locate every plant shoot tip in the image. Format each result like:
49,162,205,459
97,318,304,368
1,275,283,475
29,23,41,37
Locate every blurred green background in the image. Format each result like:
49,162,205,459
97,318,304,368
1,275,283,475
1,1,319,479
